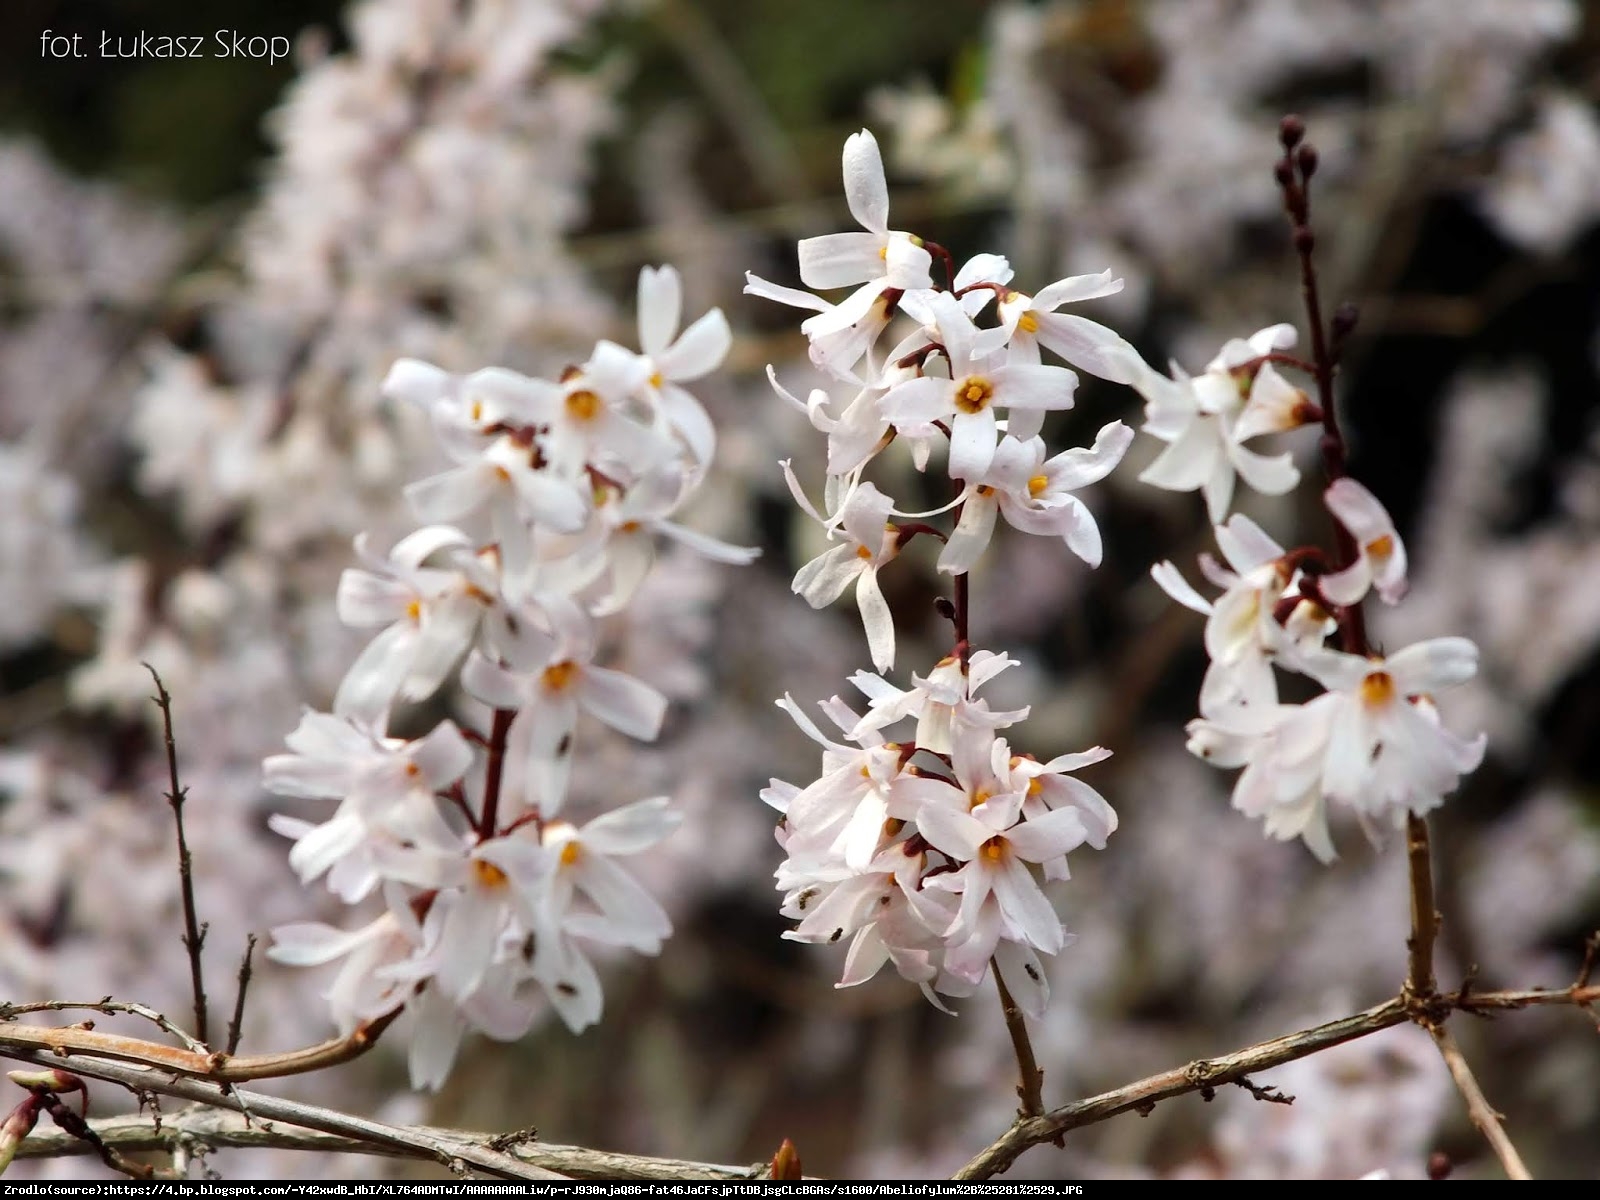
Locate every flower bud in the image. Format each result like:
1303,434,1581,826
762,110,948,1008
770,1137,802,1180
6,1068,83,1095
0,1096,42,1175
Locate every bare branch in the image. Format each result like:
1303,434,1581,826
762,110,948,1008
956,996,1411,1179
0,1009,399,1084
1428,1025,1531,1180
10,1068,767,1181
0,1000,206,1055
1404,813,1440,1001
224,936,257,1058
992,963,1045,1120
143,664,210,1047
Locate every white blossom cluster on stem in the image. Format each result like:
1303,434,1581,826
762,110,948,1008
1139,328,1486,862
751,129,1129,1016
263,266,755,1089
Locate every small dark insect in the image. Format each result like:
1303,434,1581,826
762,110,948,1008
555,982,578,996
1024,962,1042,983
556,733,573,757
828,928,843,944
795,886,818,912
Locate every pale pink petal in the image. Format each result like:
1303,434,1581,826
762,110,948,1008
405,463,491,523
797,232,883,290
579,666,667,741
636,265,682,357
743,271,829,313
1151,561,1213,614
990,854,1063,953
459,651,526,710
856,567,896,672
1004,807,1089,861
1318,560,1372,607
993,939,1050,1018
947,407,998,482
991,364,1077,411
1033,312,1136,384
842,129,890,233
1033,270,1123,309
658,308,731,382
579,796,679,855
410,722,473,787
938,490,999,574
1386,638,1480,694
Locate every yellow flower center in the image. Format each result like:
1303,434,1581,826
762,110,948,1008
648,371,663,390
980,837,1007,862
565,389,601,422
472,859,508,889
1367,534,1394,560
1017,311,1040,335
970,789,992,811
1360,671,1396,707
955,376,996,414
560,841,581,867
541,661,580,691
469,399,484,423
856,544,874,560
405,599,422,622
1027,474,1050,497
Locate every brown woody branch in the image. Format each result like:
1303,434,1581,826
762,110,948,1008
956,980,1600,1180
9,1061,768,1181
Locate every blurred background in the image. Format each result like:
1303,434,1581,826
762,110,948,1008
2,0,1599,1181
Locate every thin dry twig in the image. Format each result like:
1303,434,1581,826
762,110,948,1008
144,665,210,1047
1428,1025,1531,1180
1404,813,1441,1001
0,1009,400,1084
10,1070,768,1181
992,964,1045,1120
0,1000,206,1056
955,976,1600,1180
224,936,257,1058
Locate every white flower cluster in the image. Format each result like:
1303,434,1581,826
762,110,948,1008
750,130,1131,1017
1144,363,1488,861
264,266,755,1088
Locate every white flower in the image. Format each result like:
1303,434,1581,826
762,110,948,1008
939,421,1132,574
585,264,731,466
537,798,680,955
917,789,1089,966
796,129,934,297
267,907,421,1036
462,613,667,817
1320,478,1409,606
263,711,471,899
769,693,907,872
786,480,902,671
331,527,493,723
1127,324,1312,521
1151,512,1334,710
744,273,898,383
1298,639,1487,818
1000,745,1117,880
405,434,588,588
847,650,1028,754
996,271,1138,437
1190,637,1487,860
881,292,1078,482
